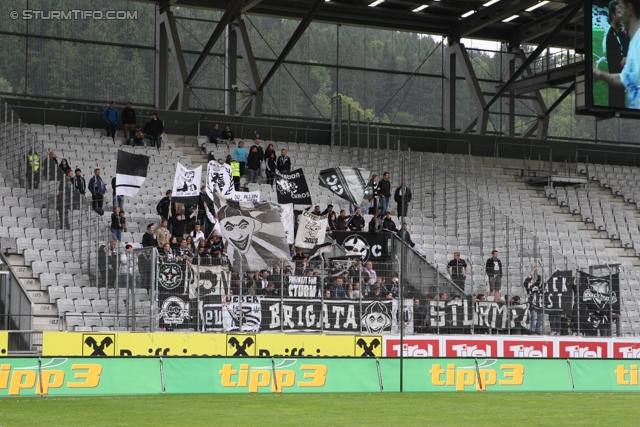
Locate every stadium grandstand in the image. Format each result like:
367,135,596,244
1,0,639,358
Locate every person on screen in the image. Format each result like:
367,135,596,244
607,1,630,107
594,0,640,109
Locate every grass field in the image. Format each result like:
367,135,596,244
593,28,610,107
1,393,640,426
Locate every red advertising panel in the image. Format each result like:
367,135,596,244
613,342,640,359
445,339,498,358
558,340,608,358
502,340,554,358
385,339,439,357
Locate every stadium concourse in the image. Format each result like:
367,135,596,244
2,116,640,341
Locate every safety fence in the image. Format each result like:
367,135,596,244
0,355,638,396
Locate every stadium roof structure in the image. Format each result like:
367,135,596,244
138,0,585,50
132,0,585,137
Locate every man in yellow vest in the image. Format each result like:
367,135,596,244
229,155,241,192
27,148,40,189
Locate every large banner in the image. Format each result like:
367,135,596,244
171,162,201,204
331,231,391,261
214,193,290,271
426,301,530,331
276,168,312,205
199,297,397,334
295,210,328,249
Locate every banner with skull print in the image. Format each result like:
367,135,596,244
575,271,620,331
276,168,312,205
214,192,291,271
295,210,328,249
172,162,202,205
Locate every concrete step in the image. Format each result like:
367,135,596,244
13,266,32,279
33,303,57,316
21,277,39,291
32,316,61,331
27,290,49,303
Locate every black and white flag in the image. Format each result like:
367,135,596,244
318,167,370,206
272,203,294,245
115,150,150,196
206,160,234,202
577,271,620,313
276,168,312,205
214,192,291,271
187,264,231,299
172,162,202,205
295,210,328,249
544,270,575,312
199,295,262,332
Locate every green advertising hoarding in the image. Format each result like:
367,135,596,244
0,358,162,397
162,357,381,394
379,358,573,392
571,359,640,392
2,357,640,396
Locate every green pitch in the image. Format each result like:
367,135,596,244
593,28,610,106
1,393,639,426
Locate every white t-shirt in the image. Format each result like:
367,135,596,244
621,33,640,109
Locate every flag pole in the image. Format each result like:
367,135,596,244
399,155,405,393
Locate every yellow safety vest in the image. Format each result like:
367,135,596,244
231,161,240,177
28,154,40,171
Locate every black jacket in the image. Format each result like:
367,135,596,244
277,155,291,172
394,186,412,204
397,228,415,247
156,196,176,219
382,217,397,232
247,151,261,170
378,179,391,198
349,215,365,231
222,129,234,141
266,158,277,174
143,118,164,136
485,257,503,277
72,175,86,195
251,144,264,161
142,231,156,248
121,107,136,125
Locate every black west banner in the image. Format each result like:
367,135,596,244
199,295,262,332
426,301,530,331
276,168,312,205
544,270,575,313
